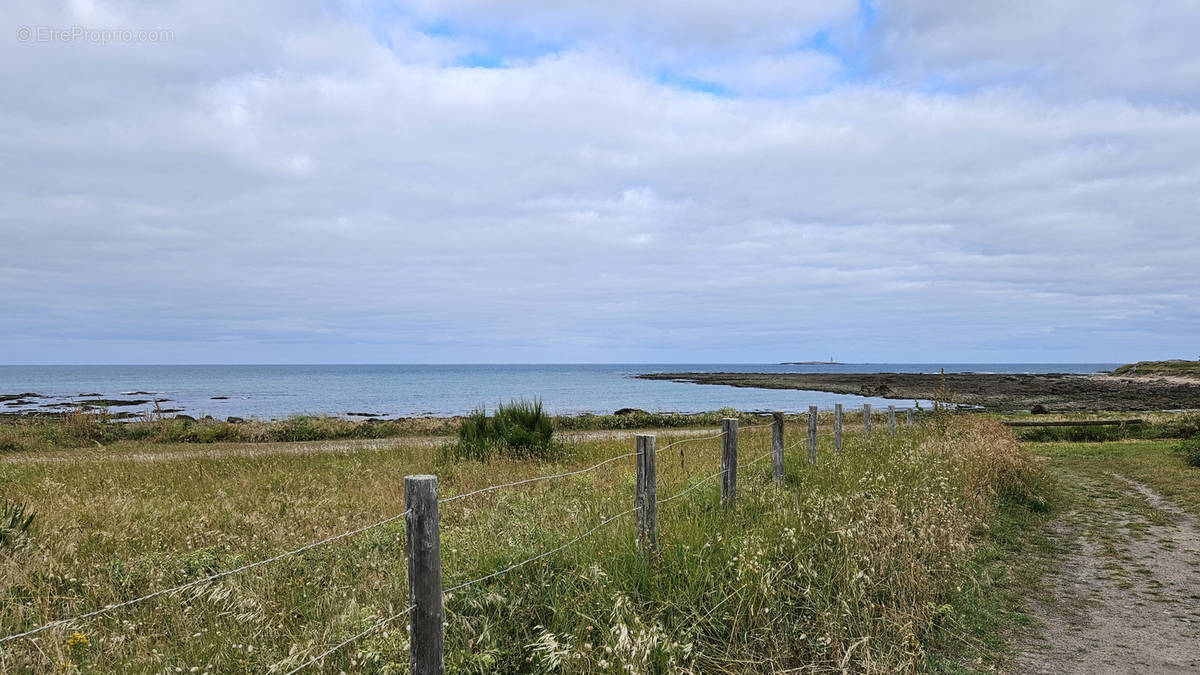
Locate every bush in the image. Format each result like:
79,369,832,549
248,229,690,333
453,399,557,461
1140,415,1200,440
1182,434,1200,468
1017,426,1124,443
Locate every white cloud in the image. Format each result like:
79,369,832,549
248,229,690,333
0,1,1197,362
870,1,1200,102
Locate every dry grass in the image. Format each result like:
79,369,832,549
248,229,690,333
0,417,1040,672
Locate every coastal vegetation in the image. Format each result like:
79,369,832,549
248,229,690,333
453,398,558,460
0,413,1048,671
0,408,784,454
1110,359,1200,378
1012,414,1200,443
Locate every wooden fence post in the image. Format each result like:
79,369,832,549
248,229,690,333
721,418,738,507
405,475,444,675
807,405,818,465
771,412,785,487
635,434,657,553
863,404,872,440
888,405,896,439
834,403,843,454
906,408,914,427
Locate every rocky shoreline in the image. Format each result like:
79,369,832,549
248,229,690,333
635,372,1200,412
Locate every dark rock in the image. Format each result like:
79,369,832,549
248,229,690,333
1030,404,1049,415
174,414,197,422
227,416,246,424
613,408,648,416
77,393,103,397
210,396,229,400
0,393,42,402
75,399,151,407
346,411,384,417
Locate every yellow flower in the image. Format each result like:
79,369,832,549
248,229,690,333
66,632,90,650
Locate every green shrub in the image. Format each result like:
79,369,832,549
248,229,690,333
453,399,557,461
1182,434,1200,468
1017,426,1124,443
1139,415,1200,440
0,500,35,550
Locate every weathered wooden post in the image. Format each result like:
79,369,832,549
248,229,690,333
906,408,914,427
834,403,843,453
888,405,896,439
863,404,872,440
721,418,738,507
405,475,444,675
807,405,818,464
771,412,785,486
635,434,657,553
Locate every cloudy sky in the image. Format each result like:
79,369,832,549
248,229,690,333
3,1,1198,364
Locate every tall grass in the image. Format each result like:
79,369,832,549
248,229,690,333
0,416,1042,671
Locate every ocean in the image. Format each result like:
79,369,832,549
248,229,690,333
0,363,1119,420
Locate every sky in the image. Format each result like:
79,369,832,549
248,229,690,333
2,0,1198,365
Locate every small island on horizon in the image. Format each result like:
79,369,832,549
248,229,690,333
780,359,843,365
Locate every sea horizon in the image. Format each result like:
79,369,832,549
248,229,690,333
1,362,1120,420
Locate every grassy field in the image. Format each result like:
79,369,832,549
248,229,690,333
0,415,1046,673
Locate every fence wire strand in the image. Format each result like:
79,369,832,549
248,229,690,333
440,429,730,506
653,431,724,455
439,451,638,505
444,505,638,595
281,604,416,675
7,418,796,657
0,509,413,645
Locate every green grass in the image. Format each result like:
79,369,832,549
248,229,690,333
1012,414,1200,443
1028,438,1200,517
1110,359,1200,378
0,418,1044,672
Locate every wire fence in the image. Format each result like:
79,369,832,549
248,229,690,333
0,406,918,671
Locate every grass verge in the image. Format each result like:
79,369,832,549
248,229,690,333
0,417,1045,672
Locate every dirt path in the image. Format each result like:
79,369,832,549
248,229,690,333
1014,471,1200,673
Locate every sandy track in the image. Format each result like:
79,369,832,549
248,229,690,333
1014,474,1200,673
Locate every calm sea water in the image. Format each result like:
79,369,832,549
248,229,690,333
0,363,1117,420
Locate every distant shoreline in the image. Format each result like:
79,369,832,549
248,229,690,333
636,371,1200,412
